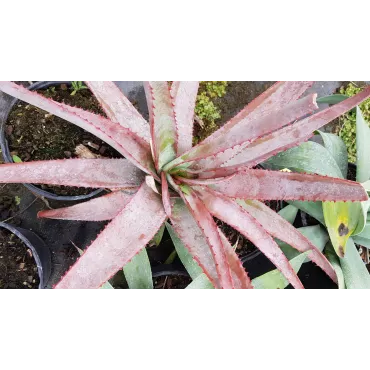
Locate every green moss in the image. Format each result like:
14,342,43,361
194,81,228,143
338,83,370,163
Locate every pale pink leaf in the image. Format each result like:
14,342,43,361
161,172,171,217
167,182,234,289
38,190,135,221
223,86,370,169
55,184,166,289
210,169,368,202
170,198,221,288
180,188,234,288
170,81,199,155
217,229,253,289
0,159,145,188
194,186,304,289
177,174,236,186
85,81,151,143
143,81,177,170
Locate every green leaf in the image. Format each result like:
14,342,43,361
12,155,22,163
166,223,202,280
277,204,298,224
252,252,310,289
323,201,362,257
362,180,370,192
340,238,370,289
123,248,153,289
316,94,349,105
325,243,345,289
186,273,214,289
278,225,329,261
152,223,165,246
288,200,325,225
356,222,370,239
318,131,348,178
100,281,114,289
164,250,177,264
356,106,370,183
264,141,343,178
352,235,370,248
352,200,370,235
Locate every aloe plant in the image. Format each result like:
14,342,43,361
0,81,369,289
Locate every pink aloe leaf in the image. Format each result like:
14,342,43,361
209,169,368,202
164,82,314,170
178,187,234,289
169,198,221,288
237,199,337,283
0,82,155,176
85,81,151,143
166,215,252,289
217,229,253,289
144,81,177,171
190,93,318,171
167,176,234,289
193,186,304,289
161,172,171,217
0,158,145,188
176,173,236,186
170,81,199,155
222,86,370,169
55,183,166,289
38,190,136,221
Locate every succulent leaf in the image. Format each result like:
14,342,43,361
38,190,135,221
170,81,199,155
86,81,151,142
0,158,145,189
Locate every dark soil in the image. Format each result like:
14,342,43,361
347,163,356,181
0,230,40,289
0,193,40,289
215,81,275,125
154,275,192,289
6,83,121,196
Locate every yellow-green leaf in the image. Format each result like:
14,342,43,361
323,201,362,257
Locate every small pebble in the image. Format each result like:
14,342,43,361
5,125,13,135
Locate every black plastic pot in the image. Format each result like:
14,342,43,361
0,81,103,201
151,264,190,278
0,222,51,288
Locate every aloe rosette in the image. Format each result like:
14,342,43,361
0,81,369,289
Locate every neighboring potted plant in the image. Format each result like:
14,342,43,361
0,221,51,289
0,81,369,289
263,104,370,288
